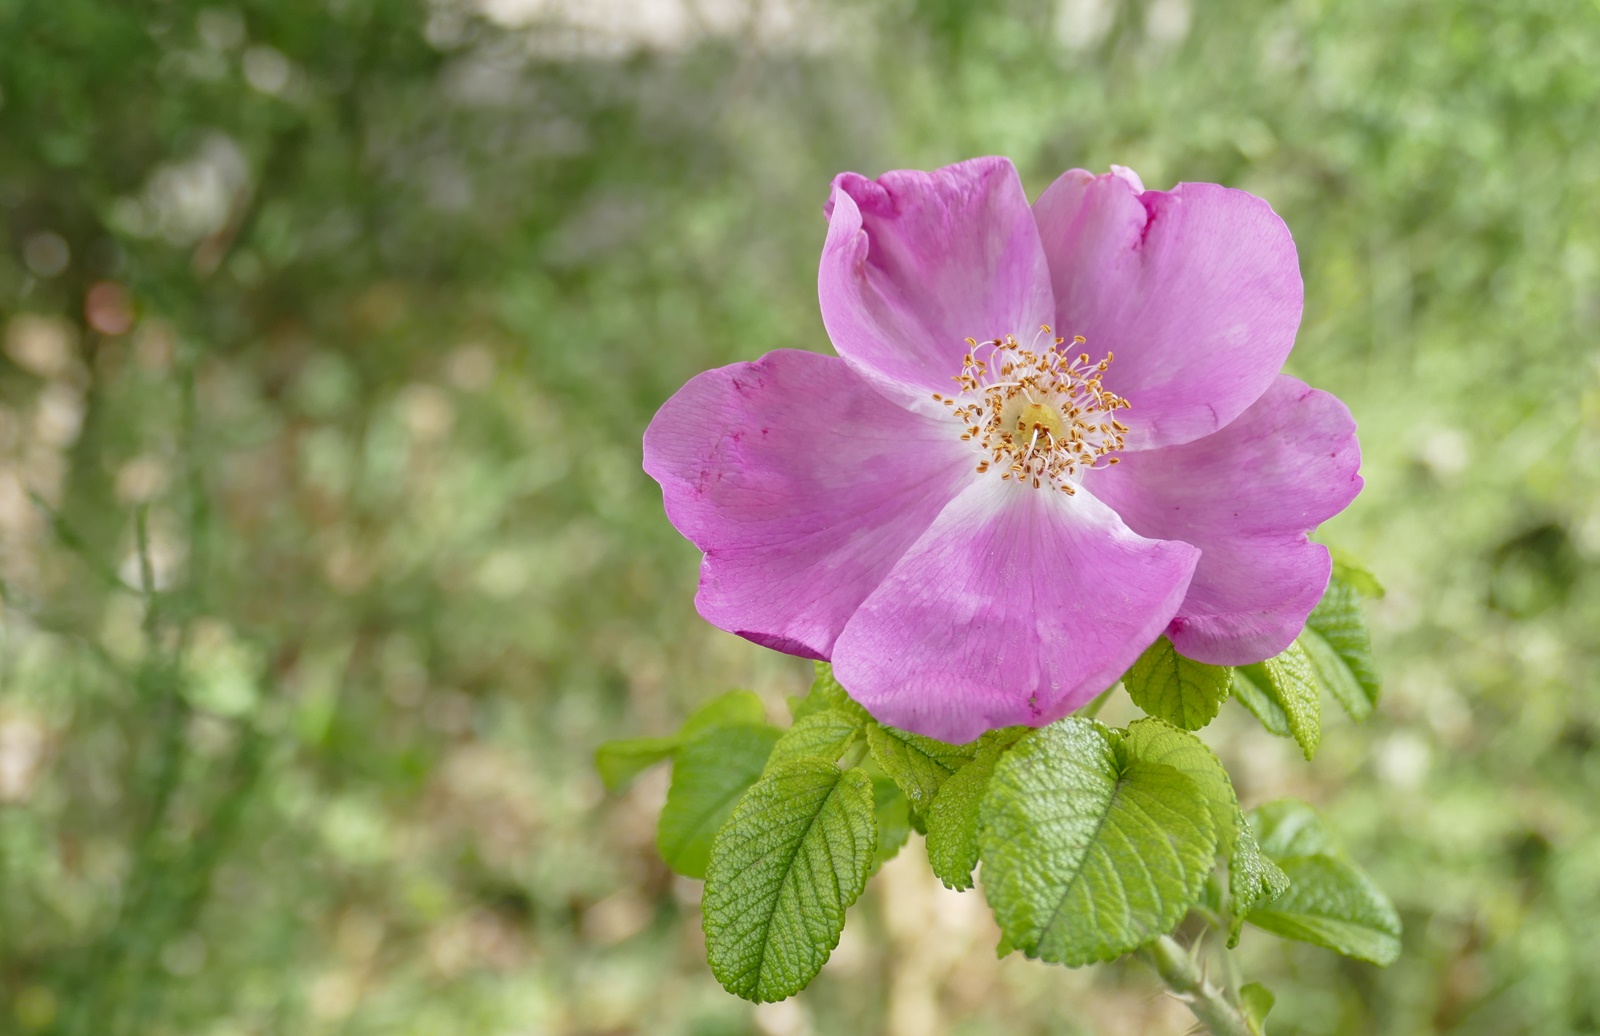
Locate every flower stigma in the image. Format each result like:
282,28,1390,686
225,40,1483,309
931,326,1129,494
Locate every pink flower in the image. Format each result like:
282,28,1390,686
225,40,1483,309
644,158,1362,743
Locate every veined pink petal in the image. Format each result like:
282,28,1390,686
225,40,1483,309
1086,375,1363,665
819,157,1056,406
643,349,975,660
1033,169,1303,450
831,479,1199,742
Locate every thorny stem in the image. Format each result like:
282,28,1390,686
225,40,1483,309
1139,935,1256,1036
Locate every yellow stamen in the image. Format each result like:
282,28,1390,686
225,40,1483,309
943,331,1129,493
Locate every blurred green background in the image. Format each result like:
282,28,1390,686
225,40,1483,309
1,0,1598,1032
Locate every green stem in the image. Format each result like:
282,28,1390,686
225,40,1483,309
1139,935,1255,1036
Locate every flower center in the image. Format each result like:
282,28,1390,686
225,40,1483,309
932,327,1129,495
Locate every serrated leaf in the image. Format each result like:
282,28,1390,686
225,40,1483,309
924,727,1031,889
1243,800,1401,965
925,763,989,890
1329,546,1385,599
703,760,876,1002
866,724,980,820
1230,668,1289,737
1240,982,1276,1033
978,718,1218,965
789,662,872,723
1303,578,1381,720
595,736,679,794
1122,719,1289,947
1297,627,1369,722
1228,816,1290,947
1124,637,1232,730
1245,855,1401,965
923,746,998,890
1238,643,1321,759
595,690,769,793
765,709,865,771
657,724,781,879
871,775,911,872
682,690,769,737
1123,718,1239,855
1251,799,1336,858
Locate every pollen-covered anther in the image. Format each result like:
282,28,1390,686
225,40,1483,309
946,326,1129,493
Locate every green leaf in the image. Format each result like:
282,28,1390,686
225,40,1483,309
765,709,865,771
657,724,782,879
1302,577,1381,720
1228,817,1291,947
702,760,876,1002
925,760,990,890
1251,799,1337,858
595,736,679,794
870,775,912,872
1245,854,1402,965
978,719,1218,965
1297,627,1368,722
1243,800,1402,966
1237,642,1321,759
1239,982,1276,1033
1230,668,1289,737
1123,718,1239,855
595,690,768,793
682,689,770,737
1122,719,1289,946
866,724,981,821
1124,637,1232,731
924,728,1030,890
920,745,995,889
789,662,872,724
1329,546,1385,599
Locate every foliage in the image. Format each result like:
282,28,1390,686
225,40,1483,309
702,759,876,1002
610,632,1402,1018
1235,641,1323,760
1244,801,1402,967
656,722,782,879
1125,637,1232,731
979,718,1217,966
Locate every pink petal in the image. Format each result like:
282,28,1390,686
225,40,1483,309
831,480,1199,743
819,157,1056,405
1086,375,1363,665
643,349,975,660
1033,169,1304,450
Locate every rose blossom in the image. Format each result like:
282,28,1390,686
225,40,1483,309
644,157,1361,743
